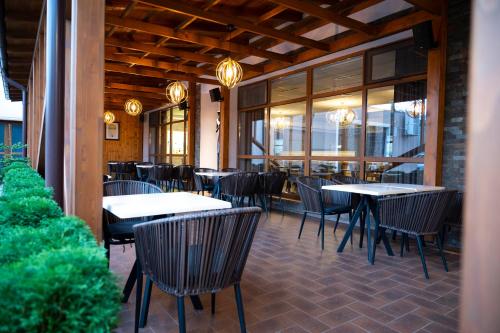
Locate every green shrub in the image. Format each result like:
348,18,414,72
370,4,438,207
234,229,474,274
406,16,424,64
0,247,121,333
3,168,46,192
0,196,63,227
0,216,96,265
0,160,30,179
2,186,53,201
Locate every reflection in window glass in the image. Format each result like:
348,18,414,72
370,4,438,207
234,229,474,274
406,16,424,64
269,159,304,194
365,162,424,184
238,109,266,155
172,156,184,165
238,159,265,172
238,81,267,108
270,102,306,156
311,92,362,157
171,122,185,155
368,44,428,82
271,71,307,103
172,107,185,121
310,161,360,179
365,81,426,158
372,51,396,81
313,56,363,94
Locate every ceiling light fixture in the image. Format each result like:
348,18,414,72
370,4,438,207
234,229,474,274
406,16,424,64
166,81,188,105
124,98,142,116
103,111,115,124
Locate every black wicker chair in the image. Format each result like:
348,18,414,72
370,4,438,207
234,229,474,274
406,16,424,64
102,180,163,301
296,177,352,250
133,207,262,333
193,167,216,195
235,172,260,207
441,191,463,248
173,164,195,191
135,164,151,182
218,173,239,203
221,167,240,172
259,171,287,214
376,190,456,279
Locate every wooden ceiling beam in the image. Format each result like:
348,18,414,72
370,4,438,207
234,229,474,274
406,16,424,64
105,52,213,76
137,0,330,51
105,62,219,85
105,82,165,94
106,16,293,63
267,0,375,35
105,88,165,100
403,0,442,16
105,37,264,73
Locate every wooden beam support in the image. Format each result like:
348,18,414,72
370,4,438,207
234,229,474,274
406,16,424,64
187,81,196,165
137,0,330,51
67,0,105,239
106,16,293,63
104,62,219,85
219,86,229,169
267,0,375,35
105,52,212,76
105,82,164,94
404,0,442,16
105,88,165,100
105,37,264,73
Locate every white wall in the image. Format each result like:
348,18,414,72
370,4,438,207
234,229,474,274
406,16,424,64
199,84,219,169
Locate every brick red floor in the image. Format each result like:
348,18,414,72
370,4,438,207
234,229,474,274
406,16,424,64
111,211,461,333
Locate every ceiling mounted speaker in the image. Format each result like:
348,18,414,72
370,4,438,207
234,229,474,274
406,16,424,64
209,87,224,102
413,21,435,50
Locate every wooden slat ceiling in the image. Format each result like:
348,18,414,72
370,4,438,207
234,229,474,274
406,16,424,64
1,0,43,101
104,0,441,109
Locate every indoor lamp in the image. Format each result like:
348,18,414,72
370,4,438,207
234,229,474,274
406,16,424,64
406,99,424,118
166,81,188,104
327,108,356,127
103,111,115,124
216,57,243,89
124,98,143,116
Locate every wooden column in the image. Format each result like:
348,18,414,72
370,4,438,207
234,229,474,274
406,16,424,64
67,0,105,239
460,1,500,331
424,13,447,186
219,86,230,169
187,81,196,165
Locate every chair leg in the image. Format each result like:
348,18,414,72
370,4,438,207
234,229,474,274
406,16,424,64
436,234,449,272
177,296,186,333
298,212,307,239
139,277,153,328
416,235,430,279
134,262,143,333
333,214,340,234
104,238,110,265
321,213,325,251
280,196,285,216
211,293,216,315
359,211,365,249
405,233,410,252
400,233,405,257
234,283,247,333
392,230,397,241
122,260,138,303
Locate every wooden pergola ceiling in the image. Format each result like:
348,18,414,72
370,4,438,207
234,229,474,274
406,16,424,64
104,0,442,109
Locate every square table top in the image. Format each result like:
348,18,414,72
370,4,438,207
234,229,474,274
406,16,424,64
102,192,232,219
321,183,445,196
195,171,237,177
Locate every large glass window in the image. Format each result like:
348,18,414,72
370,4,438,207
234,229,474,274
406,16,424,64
238,158,265,172
311,91,362,157
270,102,306,156
239,81,267,108
271,71,307,103
310,160,360,179
269,159,304,194
365,162,424,184
149,106,188,164
238,109,266,155
365,81,426,158
313,56,363,94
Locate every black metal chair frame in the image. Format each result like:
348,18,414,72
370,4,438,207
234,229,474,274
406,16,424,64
133,207,262,333
193,167,217,196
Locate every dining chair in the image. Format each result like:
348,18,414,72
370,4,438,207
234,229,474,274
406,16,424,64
441,191,463,248
218,173,239,203
376,190,456,279
235,172,260,207
102,180,163,302
193,167,216,196
135,164,151,182
259,171,287,214
296,177,352,250
133,207,262,333
173,164,195,191
221,167,240,172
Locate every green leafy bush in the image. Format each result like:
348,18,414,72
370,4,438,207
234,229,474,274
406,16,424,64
3,168,46,193
0,196,63,227
0,247,121,333
0,216,96,265
0,159,30,179
2,186,54,201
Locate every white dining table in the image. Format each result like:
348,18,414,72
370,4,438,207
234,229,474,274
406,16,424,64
322,183,444,263
195,171,236,177
102,192,232,219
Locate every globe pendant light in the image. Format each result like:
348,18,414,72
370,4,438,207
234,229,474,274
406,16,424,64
406,99,424,118
103,111,115,124
124,98,143,116
216,57,243,89
166,81,188,104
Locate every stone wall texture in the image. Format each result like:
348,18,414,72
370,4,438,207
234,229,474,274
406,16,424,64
441,0,470,190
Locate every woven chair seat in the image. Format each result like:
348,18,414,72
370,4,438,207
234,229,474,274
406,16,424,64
324,204,351,215
107,220,143,240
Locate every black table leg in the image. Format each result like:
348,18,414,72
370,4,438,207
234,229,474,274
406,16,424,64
337,196,366,253
190,295,204,310
122,259,137,303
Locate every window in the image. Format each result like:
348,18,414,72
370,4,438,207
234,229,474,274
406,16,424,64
269,101,306,156
238,158,265,172
269,159,304,194
310,160,360,179
238,108,266,155
313,56,363,94
149,106,188,164
365,162,424,184
239,81,267,108
311,91,362,157
271,71,307,103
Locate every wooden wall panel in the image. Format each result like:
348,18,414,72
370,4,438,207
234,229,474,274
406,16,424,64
102,111,143,172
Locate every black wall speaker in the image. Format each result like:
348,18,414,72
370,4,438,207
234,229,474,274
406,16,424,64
209,87,224,102
179,100,188,110
413,21,435,50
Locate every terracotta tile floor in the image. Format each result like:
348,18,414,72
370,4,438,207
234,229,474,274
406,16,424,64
111,211,461,333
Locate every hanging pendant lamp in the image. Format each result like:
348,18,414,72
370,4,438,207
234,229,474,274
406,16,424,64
166,81,188,104
216,57,243,89
103,111,115,124
124,98,143,116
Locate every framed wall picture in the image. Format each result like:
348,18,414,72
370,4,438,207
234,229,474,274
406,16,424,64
105,122,120,140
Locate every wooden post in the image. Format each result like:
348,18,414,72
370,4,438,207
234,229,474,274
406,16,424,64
67,0,105,239
187,81,196,165
424,13,447,186
460,1,500,331
219,86,230,169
